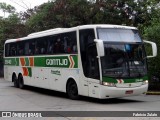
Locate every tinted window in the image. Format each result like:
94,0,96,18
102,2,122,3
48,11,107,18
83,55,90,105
48,31,77,54
17,41,25,56
5,31,77,57
79,29,100,80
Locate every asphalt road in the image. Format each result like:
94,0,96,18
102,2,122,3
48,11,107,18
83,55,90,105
0,78,160,120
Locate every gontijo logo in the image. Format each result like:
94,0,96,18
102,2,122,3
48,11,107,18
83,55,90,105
46,59,68,66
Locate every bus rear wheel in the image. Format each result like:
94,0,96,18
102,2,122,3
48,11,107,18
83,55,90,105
13,74,19,88
18,74,24,89
67,80,79,100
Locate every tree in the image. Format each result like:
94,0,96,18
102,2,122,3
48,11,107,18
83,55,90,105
143,9,160,79
0,13,27,59
23,0,160,33
0,2,16,17
25,0,91,32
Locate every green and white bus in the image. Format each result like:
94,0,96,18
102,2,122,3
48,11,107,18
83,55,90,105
4,24,157,99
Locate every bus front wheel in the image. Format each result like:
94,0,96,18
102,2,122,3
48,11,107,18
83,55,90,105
66,80,79,100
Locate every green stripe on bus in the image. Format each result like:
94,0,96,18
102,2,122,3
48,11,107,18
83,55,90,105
34,57,45,67
25,58,29,66
4,55,78,68
16,58,19,66
102,76,148,83
4,58,17,66
72,55,78,68
27,67,32,77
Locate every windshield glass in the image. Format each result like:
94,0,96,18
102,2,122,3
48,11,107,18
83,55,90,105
101,43,147,78
98,28,142,42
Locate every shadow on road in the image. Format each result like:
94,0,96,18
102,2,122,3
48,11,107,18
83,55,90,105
10,85,144,104
82,97,144,104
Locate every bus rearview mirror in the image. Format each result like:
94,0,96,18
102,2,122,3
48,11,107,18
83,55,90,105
143,40,157,58
94,39,105,57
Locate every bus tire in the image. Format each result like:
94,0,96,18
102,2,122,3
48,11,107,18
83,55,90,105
66,80,79,100
18,74,25,89
12,74,19,88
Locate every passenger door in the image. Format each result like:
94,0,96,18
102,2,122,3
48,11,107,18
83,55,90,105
79,29,100,98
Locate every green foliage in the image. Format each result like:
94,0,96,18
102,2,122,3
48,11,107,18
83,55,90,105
24,0,160,32
0,2,15,17
143,13,160,78
25,0,93,32
0,14,27,58
0,3,21,60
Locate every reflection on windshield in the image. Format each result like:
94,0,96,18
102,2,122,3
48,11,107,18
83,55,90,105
101,44,147,78
98,28,142,42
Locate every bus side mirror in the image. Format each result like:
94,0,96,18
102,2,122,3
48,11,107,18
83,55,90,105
94,39,105,57
143,40,157,58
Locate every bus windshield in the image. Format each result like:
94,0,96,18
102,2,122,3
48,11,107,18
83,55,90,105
97,28,147,78
97,28,142,42
101,43,147,78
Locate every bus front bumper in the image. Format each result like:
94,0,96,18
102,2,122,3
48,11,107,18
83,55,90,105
99,84,148,99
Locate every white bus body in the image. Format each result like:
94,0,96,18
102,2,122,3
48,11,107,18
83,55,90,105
4,25,157,99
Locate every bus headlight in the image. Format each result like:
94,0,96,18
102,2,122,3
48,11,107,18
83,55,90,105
102,82,116,87
142,80,148,85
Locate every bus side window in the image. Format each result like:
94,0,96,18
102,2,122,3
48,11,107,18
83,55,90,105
54,37,64,53
27,37,49,55
24,42,29,55
19,49,23,55
29,49,32,55
48,44,53,54
28,41,35,55
71,32,77,53
63,31,77,54
41,48,45,54
9,43,17,56
72,44,77,53
5,44,9,57
63,36,71,53
11,47,16,56
35,46,39,55
17,41,25,56
47,35,56,54
63,37,69,53
41,39,47,54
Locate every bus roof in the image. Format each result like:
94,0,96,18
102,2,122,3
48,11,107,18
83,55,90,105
79,24,137,30
5,24,137,44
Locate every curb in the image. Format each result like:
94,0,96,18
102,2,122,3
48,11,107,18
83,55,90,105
146,91,160,95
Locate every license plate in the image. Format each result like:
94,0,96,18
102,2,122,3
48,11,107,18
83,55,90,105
125,90,133,94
